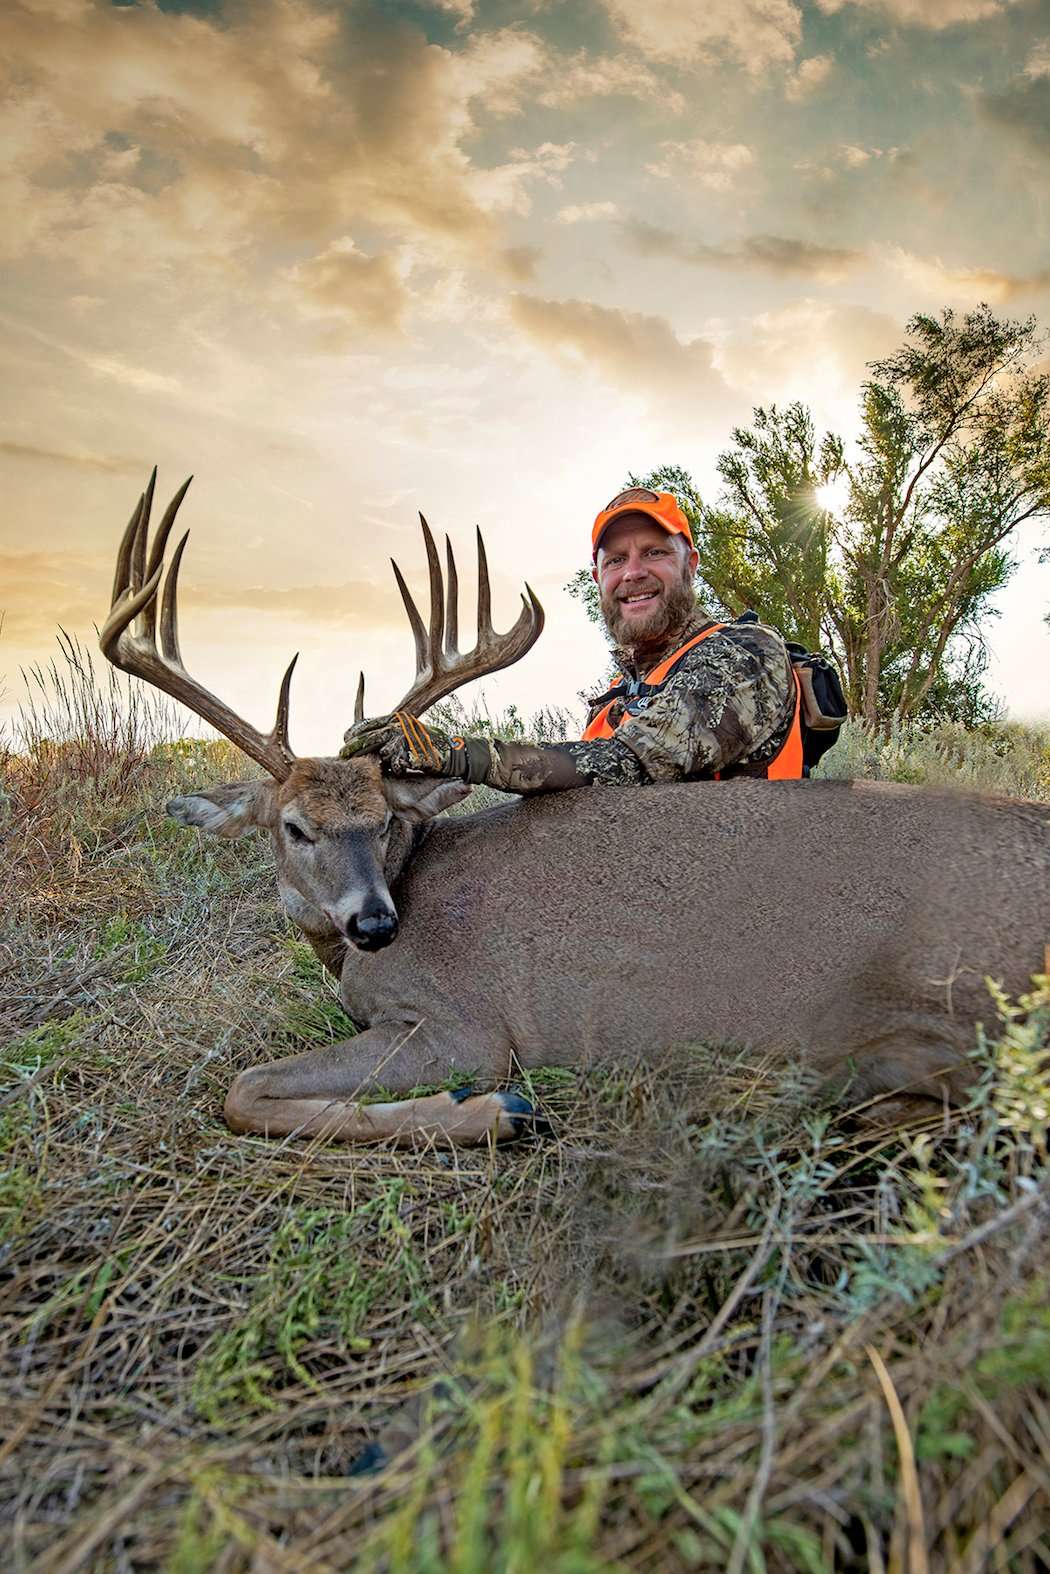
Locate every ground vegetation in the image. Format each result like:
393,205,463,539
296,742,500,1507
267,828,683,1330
1,647,1049,1569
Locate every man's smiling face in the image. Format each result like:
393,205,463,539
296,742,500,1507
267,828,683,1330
593,512,700,651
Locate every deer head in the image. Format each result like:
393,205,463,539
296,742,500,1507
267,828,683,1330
101,470,544,950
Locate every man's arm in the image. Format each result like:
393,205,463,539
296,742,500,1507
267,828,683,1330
339,713,645,791
341,624,794,794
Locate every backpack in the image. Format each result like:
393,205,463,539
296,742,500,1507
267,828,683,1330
734,611,848,774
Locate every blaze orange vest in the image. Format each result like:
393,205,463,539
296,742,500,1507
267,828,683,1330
581,624,805,780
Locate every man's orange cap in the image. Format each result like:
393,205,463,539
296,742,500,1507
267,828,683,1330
592,487,693,559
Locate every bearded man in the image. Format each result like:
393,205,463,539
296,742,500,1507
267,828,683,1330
341,487,801,790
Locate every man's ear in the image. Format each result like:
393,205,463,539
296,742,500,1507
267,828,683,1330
382,776,472,825
167,778,277,839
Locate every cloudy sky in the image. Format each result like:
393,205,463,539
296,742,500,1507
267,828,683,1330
3,0,1050,752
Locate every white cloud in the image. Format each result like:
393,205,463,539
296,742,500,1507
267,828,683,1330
448,27,546,115
598,0,803,73
839,144,875,165
430,0,475,23
794,142,905,180
1024,41,1050,79
814,0,1013,27
785,54,834,100
468,142,575,216
537,51,686,114
555,201,620,224
647,139,756,190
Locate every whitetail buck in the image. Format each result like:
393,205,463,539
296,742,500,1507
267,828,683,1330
102,472,1050,1145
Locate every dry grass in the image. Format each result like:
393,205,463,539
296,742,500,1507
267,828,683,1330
1,652,1049,1571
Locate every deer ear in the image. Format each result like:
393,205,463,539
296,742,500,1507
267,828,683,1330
382,776,472,824
167,779,277,839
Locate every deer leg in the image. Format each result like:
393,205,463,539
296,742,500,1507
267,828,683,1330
851,1093,951,1132
224,1023,542,1147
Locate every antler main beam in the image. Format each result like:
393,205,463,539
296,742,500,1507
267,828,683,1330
101,470,298,781
354,515,544,722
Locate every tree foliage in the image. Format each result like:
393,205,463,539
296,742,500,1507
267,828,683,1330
569,306,1050,725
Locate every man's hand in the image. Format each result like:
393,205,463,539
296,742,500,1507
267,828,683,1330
341,712,491,784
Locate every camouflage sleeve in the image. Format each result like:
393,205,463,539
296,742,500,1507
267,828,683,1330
472,735,646,794
468,623,794,795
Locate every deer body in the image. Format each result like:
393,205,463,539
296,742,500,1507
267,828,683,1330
328,777,1049,1088
104,473,1049,1145
171,764,1050,1141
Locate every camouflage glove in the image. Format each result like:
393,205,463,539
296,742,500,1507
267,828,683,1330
340,712,492,784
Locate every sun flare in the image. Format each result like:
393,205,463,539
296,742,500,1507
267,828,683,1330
815,473,852,518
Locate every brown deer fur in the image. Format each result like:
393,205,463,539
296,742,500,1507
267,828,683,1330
169,762,1050,1145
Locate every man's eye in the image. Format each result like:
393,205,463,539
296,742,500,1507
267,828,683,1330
285,822,314,845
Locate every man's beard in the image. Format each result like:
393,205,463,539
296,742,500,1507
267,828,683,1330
600,570,697,653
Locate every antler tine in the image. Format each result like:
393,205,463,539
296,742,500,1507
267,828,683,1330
420,514,445,657
100,553,165,663
159,530,190,666
390,558,429,674
100,472,297,782
271,653,298,758
111,493,145,611
130,467,155,594
444,536,459,656
354,671,366,725
142,476,193,647
475,526,493,640
390,521,545,717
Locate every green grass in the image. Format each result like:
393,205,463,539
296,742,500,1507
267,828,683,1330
278,935,360,1046
192,1183,433,1421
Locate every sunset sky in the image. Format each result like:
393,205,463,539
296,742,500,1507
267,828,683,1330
4,0,1050,753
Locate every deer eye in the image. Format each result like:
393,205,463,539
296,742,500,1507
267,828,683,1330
284,820,314,845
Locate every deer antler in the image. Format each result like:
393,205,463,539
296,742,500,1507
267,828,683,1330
101,469,298,781
353,515,544,723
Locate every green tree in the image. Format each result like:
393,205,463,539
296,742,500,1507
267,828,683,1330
569,306,1050,726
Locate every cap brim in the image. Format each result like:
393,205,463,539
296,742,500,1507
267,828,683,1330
592,504,685,554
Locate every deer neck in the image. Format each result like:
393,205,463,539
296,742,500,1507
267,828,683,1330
383,816,426,889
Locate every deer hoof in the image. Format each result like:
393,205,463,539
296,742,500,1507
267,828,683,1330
347,1440,387,1477
494,1089,552,1140
446,1085,550,1140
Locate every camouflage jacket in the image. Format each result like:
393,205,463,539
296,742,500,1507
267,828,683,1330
478,611,797,795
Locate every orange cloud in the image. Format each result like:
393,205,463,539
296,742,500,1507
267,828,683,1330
284,241,410,344
508,294,730,411
882,246,1050,303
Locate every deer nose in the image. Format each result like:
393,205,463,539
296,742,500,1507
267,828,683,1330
347,909,399,951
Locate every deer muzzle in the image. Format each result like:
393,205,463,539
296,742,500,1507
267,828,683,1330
345,905,399,951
